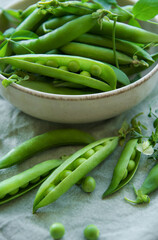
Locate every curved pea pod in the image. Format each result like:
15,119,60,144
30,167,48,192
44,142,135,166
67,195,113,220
58,1,103,15
36,15,77,35
0,159,63,205
125,163,158,204
12,14,99,54
0,129,95,169
0,54,117,91
102,139,140,198
18,79,98,95
60,42,148,67
15,8,48,32
106,64,130,86
90,19,158,44
74,33,154,62
33,136,119,212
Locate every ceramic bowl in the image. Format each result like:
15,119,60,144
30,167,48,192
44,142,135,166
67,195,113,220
0,0,158,124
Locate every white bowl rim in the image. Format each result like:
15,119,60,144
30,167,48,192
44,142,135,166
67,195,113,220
0,0,158,101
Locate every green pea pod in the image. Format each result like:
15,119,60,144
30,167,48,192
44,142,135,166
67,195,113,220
18,79,98,95
121,52,158,76
102,139,140,198
74,33,154,62
0,159,63,205
60,42,147,67
125,163,158,204
106,64,130,86
36,15,77,35
15,8,48,32
33,136,119,212
21,4,37,20
0,54,116,91
0,129,95,169
12,14,98,54
90,19,158,43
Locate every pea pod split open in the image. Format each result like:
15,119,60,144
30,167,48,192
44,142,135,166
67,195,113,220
0,159,63,205
125,163,158,204
0,129,94,169
33,136,119,212
102,139,141,198
0,54,117,91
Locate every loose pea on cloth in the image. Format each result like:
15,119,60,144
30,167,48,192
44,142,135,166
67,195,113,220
0,1,158,239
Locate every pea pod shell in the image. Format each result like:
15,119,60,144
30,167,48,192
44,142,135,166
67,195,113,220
33,137,119,212
60,42,134,65
90,19,158,43
36,15,77,35
0,57,115,91
13,14,97,54
1,54,117,89
138,163,158,196
0,129,94,169
75,33,154,62
102,139,139,198
0,159,63,205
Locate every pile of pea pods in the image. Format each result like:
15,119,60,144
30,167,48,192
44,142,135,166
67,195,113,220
0,0,158,94
0,111,158,212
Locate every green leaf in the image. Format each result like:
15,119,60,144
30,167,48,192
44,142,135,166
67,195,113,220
133,0,158,21
11,30,38,41
0,40,9,57
1,8,22,24
128,18,141,28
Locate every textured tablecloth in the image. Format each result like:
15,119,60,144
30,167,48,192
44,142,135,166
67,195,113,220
0,1,158,240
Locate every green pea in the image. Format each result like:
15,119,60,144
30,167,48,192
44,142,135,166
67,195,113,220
131,149,136,160
41,170,50,178
59,66,68,71
122,169,128,180
60,170,72,181
46,60,58,68
9,188,19,196
80,70,91,77
30,176,41,184
68,60,80,72
50,222,65,240
73,157,86,169
20,182,29,188
0,194,6,199
153,119,158,128
127,160,136,172
36,60,45,65
81,176,96,193
94,145,103,151
84,224,99,240
90,64,102,77
83,149,95,159
46,184,56,195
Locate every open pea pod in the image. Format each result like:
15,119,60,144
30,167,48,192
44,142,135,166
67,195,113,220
0,159,63,205
102,139,140,198
33,136,119,212
0,54,117,91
